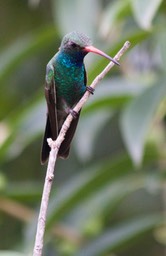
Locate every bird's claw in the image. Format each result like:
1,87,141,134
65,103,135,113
86,86,95,95
69,109,78,119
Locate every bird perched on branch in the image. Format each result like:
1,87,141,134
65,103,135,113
41,31,119,164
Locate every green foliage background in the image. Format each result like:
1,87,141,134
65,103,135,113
0,0,166,255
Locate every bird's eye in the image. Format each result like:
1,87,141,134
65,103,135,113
70,42,77,48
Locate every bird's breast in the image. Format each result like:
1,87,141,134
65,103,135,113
54,60,86,108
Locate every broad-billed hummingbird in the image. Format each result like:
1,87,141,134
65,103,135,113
41,31,119,164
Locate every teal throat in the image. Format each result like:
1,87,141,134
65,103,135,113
54,52,86,108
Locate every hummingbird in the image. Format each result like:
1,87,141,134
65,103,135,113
41,31,119,164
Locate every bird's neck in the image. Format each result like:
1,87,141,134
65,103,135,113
58,51,85,66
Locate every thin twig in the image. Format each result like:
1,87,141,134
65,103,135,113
33,41,131,256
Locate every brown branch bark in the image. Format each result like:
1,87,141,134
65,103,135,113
33,41,131,256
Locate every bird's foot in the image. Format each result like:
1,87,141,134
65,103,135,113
69,109,78,119
86,86,95,95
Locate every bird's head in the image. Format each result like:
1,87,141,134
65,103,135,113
59,31,119,65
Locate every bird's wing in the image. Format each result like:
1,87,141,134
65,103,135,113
41,64,58,164
44,80,58,140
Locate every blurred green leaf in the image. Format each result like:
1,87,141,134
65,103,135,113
88,29,150,83
0,172,7,191
74,109,113,161
157,29,166,70
25,147,158,251
0,26,58,85
46,154,134,229
74,78,147,161
65,173,144,234
25,154,134,250
53,0,99,37
99,0,130,37
0,91,44,162
83,78,147,114
120,77,166,165
77,214,163,256
0,252,24,256
4,182,42,202
130,0,163,30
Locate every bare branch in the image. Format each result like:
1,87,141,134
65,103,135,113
33,40,131,256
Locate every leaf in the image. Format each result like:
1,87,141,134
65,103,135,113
130,0,163,30
88,29,150,84
0,26,57,85
53,0,99,37
83,77,146,114
0,91,44,162
4,182,42,202
46,155,134,228
74,78,146,161
157,29,166,70
76,214,162,256
24,154,134,250
64,173,144,234
0,172,7,191
0,252,24,256
99,0,130,37
120,77,166,165
74,109,113,161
